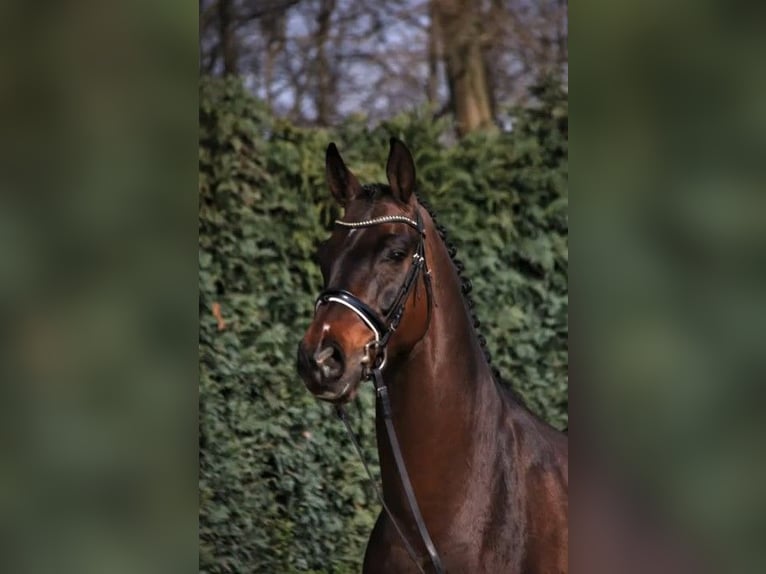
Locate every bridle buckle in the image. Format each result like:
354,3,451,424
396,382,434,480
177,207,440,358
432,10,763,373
362,339,387,374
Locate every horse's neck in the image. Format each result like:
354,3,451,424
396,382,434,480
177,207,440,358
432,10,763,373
376,217,504,511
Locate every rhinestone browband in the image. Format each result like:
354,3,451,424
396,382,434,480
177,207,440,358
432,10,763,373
334,214,420,230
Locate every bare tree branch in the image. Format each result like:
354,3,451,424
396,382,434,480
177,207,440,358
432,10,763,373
199,0,567,127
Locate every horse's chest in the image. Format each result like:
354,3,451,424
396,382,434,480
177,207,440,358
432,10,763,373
364,516,511,574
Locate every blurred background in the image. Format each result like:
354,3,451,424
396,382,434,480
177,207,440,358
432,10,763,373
1,1,197,574
572,0,766,572
199,1,568,572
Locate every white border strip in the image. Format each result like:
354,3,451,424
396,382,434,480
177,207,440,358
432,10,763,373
317,296,381,342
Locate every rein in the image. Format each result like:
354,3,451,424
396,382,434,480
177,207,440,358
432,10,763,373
314,210,445,574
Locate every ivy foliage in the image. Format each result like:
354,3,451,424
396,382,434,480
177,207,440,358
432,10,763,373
199,76,567,573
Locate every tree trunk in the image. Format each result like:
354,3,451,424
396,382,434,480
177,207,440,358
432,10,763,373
262,14,286,110
218,0,238,76
433,0,494,136
427,0,440,107
315,0,336,125
556,0,568,72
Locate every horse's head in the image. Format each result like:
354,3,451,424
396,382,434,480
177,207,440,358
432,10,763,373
297,139,432,403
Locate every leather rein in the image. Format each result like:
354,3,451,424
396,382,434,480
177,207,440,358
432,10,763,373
314,210,445,574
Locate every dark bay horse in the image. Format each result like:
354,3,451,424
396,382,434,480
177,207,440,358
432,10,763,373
297,139,568,573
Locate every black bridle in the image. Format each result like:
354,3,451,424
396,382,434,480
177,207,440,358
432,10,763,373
314,210,445,574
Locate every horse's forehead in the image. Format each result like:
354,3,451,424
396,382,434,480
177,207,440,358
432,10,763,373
344,197,391,220
325,227,374,287
324,201,411,282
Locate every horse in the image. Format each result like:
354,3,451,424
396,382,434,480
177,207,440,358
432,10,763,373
296,138,568,573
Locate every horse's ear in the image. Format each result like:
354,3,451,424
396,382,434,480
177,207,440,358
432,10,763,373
325,143,361,206
386,137,416,204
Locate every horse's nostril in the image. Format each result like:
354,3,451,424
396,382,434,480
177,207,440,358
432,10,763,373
315,343,344,382
298,339,346,387
315,346,334,364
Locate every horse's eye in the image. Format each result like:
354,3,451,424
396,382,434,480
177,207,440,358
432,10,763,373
387,249,407,262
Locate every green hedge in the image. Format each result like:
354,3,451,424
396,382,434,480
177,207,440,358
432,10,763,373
199,77,568,573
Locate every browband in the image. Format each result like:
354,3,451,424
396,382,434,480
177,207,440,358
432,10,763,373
335,214,422,233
